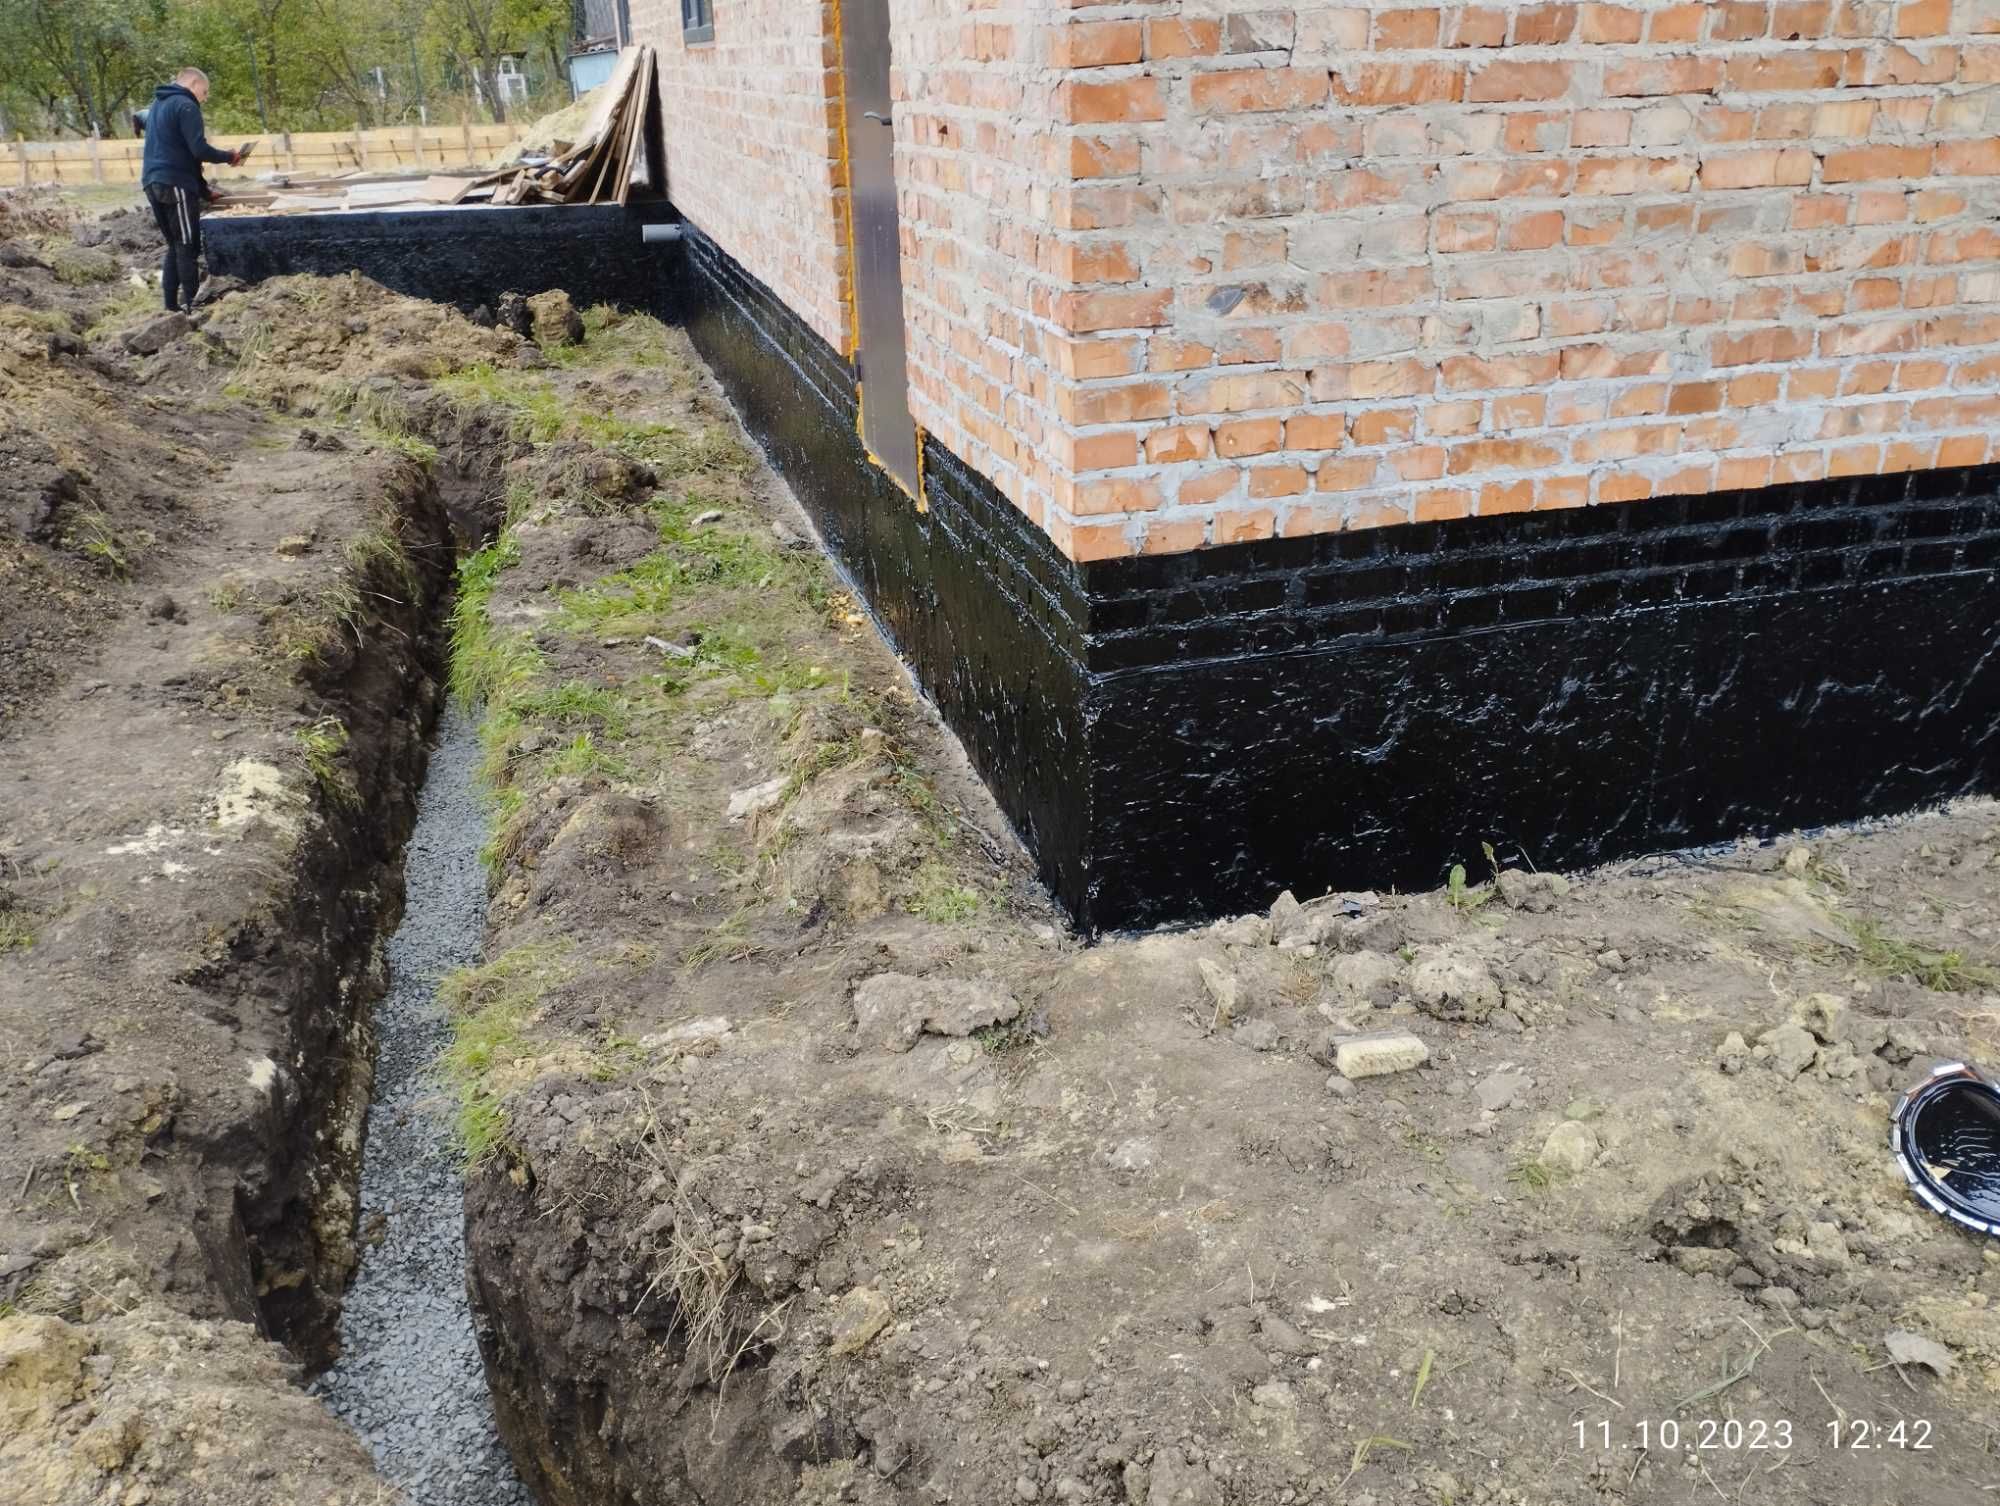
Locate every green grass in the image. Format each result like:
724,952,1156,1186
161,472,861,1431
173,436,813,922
0,914,35,954
64,511,144,578
1507,1159,1559,1193
435,363,748,476
41,242,120,286
1842,915,2000,993
296,717,356,806
908,858,983,923
363,426,440,465
448,536,542,705
83,281,160,342
440,941,574,1164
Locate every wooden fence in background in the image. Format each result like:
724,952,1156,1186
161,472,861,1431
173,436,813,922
7,124,520,187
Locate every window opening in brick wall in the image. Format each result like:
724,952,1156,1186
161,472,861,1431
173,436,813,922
681,0,712,44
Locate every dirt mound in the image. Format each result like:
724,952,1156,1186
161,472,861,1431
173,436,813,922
71,204,161,258
0,187,74,243
211,272,530,416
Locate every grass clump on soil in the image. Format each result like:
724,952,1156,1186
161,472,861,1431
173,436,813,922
63,510,148,579
440,941,574,1164
39,241,120,287
0,913,35,954
296,717,356,806
1842,914,1999,993
438,361,748,476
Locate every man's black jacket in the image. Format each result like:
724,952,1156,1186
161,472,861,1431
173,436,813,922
140,84,232,193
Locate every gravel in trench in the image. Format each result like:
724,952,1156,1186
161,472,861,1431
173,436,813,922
314,704,531,1505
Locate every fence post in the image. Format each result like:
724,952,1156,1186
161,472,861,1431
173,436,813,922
14,137,27,187
356,124,370,172
412,122,426,169
459,111,474,167
87,130,103,184
279,130,294,173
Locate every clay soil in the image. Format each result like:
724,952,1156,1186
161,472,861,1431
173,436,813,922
5,188,2000,1506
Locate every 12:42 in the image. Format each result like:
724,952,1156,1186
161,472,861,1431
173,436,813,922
1827,1419,1934,1450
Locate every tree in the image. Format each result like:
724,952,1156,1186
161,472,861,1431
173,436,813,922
426,0,562,123
0,0,176,137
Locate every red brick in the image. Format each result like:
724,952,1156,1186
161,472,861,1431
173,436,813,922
1447,437,1566,473
1446,6,1511,45
1054,288,1171,333
1062,78,1165,125
1938,139,2000,176
1247,465,1311,498
1480,479,1538,514
1605,57,1724,95
1051,21,1143,69
1351,408,1418,445
1145,425,1212,463
1375,8,1443,47
1468,60,1576,104
1142,517,1209,554
1333,62,1465,107
1823,144,1934,181
1712,326,1816,365
1214,417,1284,458
1212,507,1276,543
1191,68,1331,115
1713,1,1772,39
1285,413,1347,450
1316,457,1381,492
1649,2,1707,40
1513,4,1580,43
1773,1,1834,38
1698,149,1815,190
1723,50,1844,90
1144,18,1221,58
1579,4,1645,42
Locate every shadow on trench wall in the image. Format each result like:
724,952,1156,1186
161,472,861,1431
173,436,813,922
205,205,2000,934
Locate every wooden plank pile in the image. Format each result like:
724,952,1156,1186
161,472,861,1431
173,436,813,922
485,45,661,207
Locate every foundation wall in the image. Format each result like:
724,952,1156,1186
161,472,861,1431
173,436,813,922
207,195,2000,931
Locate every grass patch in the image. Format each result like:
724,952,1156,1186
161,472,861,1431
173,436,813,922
448,536,542,705
1507,1159,1559,1194
41,242,120,286
908,859,982,923
0,913,35,954
436,362,748,477
296,718,355,806
440,941,574,1164
63,511,147,579
1842,915,2000,993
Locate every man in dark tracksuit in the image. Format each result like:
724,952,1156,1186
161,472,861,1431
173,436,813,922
140,68,244,315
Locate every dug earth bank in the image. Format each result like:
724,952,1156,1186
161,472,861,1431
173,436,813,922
5,193,2000,1506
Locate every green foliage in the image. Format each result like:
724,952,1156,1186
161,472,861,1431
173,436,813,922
0,0,574,139
447,535,541,705
296,716,355,804
1842,915,2000,994
439,939,571,1164
0,912,35,954
907,859,982,924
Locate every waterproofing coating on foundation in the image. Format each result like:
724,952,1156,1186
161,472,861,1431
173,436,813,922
205,202,680,314
207,202,2000,933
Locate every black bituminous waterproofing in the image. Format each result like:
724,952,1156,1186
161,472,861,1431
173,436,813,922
1892,1062,2000,1236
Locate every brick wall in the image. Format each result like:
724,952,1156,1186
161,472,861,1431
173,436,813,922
628,0,850,351
893,0,1070,527
1046,0,2000,559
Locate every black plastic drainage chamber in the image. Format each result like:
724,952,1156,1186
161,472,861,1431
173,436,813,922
1892,1061,2000,1236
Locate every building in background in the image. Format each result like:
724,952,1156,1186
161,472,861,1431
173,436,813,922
623,0,2000,930
570,0,634,95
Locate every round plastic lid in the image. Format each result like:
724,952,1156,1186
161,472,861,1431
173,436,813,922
1891,1060,2000,1237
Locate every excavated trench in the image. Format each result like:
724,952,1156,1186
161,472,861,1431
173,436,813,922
311,703,531,1505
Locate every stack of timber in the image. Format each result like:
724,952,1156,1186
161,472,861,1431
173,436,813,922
484,45,662,207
